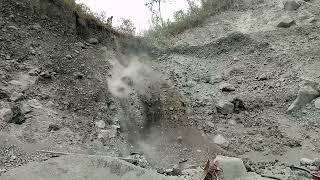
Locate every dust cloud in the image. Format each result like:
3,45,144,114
107,54,163,98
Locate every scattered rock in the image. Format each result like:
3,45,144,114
300,158,313,166
216,99,234,114
21,103,32,114
10,92,23,102
87,38,99,44
39,71,53,79
205,121,215,129
258,73,268,81
48,124,60,131
7,26,18,30
219,82,236,92
214,155,247,180
98,128,117,139
284,0,300,11
95,120,106,129
28,68,40,76
312,158,320,167
213,134,229,147
165,166,182,176
308,165,318,171
315,98,320,109
65,55,72,59
27,99,43,109
0,108,13,123
209,75,223,84
124,154,151,168
73,72,84,79
32,23,42,31
287,85,319,112
5,55,11,60
277,19,296,28
75,42,86,49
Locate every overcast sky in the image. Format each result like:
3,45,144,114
76,0,192,33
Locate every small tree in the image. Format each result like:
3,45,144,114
117,18,136,35
145,0,165,26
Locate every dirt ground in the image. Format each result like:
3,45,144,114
1,0,320,179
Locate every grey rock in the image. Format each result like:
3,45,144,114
87,38,99,44
219,82,236,92
287,85,319,112
300,158,313,166
73,72,84,79
0,108,13,123
7,26,18,30
284,0,300,11
0,89,10,99
27,99,43,109
213,134,229,147
209,75,223,84
48,124,60,131
28,68,40,76
258,73,268,81
216,99,234,114
95,120,106,129
315,97,320,109
10,92,23,102
66,54,72,59
32,23,42,31
21,103,32,114
40,71,53,79
214,155,247,180
75,42,86,49
312,158,320,167
277,19,296,28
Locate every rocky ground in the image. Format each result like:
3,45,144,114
1,0,320,179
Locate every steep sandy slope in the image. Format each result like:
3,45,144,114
154,0,320,178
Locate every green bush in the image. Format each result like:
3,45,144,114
145,0,243,39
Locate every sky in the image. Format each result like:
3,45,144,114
76,0,192,33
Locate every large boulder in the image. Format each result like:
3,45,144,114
1,155,180,180
283,0,301,11
287,85,319,112
214,156,247,180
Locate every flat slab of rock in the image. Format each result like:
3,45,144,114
287,85,319,112
277,19,296,28
1,155,180,180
